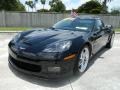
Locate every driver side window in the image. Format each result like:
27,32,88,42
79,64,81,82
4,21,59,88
95,20,104,31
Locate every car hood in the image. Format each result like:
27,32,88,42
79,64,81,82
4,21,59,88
18,29,88,53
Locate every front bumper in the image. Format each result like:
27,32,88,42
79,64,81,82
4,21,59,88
8,46,75,79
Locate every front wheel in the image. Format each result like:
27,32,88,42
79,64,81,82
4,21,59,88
74,46,90,73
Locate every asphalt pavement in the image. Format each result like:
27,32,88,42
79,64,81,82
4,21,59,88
0,33,120,90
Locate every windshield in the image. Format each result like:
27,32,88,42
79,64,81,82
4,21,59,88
53,18,95,31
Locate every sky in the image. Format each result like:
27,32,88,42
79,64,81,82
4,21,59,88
20,0,120,12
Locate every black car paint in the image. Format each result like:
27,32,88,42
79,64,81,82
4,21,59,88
8,17,114,78
10,29,89,58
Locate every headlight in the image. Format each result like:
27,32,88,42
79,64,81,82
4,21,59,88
13,33,21,42
43,40,72,52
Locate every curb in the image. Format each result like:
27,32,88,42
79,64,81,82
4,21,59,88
0,31,22,33
115,32,120,34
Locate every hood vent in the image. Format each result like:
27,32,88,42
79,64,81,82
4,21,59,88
21,38,32,46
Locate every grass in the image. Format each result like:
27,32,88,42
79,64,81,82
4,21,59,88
115,28,120,32
0,27,120,32
0,27,30,31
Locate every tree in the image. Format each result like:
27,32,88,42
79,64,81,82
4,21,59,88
111,8,120,15
49,0,66,12
17,1,26,11
97,0,113,13
103,0,113,13
77,0,103,14
37,9,49,12
34,0,38,11
25,1,30,11
40,0,46,10
25,1,35,12
0,0,25,11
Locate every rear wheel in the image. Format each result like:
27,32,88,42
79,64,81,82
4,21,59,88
74,46,90,73
106,34,115,48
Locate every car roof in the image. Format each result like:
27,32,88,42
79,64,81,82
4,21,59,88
67,16,101,20
63,17,101,23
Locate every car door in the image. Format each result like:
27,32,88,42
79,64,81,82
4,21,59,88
91,19,105,54
100,20,109,46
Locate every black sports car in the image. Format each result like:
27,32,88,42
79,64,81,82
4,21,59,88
8,17,115,78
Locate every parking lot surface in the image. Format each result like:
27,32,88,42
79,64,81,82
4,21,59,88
0,33,120,90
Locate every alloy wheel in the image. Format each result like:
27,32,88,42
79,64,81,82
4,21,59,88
78,47,90,73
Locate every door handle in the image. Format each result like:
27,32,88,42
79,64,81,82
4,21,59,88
93,33,97,36
90,33,97,40
92,32,102,40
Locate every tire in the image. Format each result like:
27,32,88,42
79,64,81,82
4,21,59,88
106,34,115,49
74,45,90,74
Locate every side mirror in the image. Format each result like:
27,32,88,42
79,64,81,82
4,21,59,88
49,27,55,30
105,25,113,30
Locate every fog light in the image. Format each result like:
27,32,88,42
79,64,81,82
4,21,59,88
48,67,61,73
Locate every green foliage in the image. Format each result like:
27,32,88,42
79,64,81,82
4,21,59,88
90,8,102,14
37,9,49,12
115,28,120,32
111,9,120,15
0,27,30,31
0,0,25,11
49,0,66,12
77,0,103,14
17,2,25,11
41,0,46,5
40,0,46,10
35,0,38,3
97,0,113,13
25,1,35,9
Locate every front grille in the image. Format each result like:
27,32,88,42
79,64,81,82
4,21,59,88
17,55,39,62
10,56,41,72
10,46,37,62
11,46,18,53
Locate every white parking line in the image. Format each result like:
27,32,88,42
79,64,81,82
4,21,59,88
114,47,120,48
0,53,8,58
